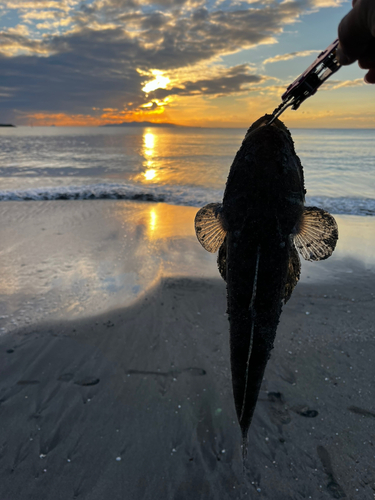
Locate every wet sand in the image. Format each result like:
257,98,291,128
1,270,374,499
0,201,374,499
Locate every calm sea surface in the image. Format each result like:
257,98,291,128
0,126,374,215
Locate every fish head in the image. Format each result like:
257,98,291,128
225,114,306,235
244,114,288,137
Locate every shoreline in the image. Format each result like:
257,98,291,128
1,200,374,335
0,200,374,497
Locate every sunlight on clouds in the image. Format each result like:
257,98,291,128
22,10,64,20
5,1,78,10
23,112,105,126
36,17,72,30
2,0,371,128
327,79,364,90
100,106,169,125
141,98,170,109
309,0,345,6
0,33,52,56
142,70,170,94
5,24,30,36
263,50,321,65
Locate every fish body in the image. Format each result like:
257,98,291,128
195,115,338,451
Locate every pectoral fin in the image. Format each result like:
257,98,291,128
293,207,338,261
283,243,301,303
194,203,227,253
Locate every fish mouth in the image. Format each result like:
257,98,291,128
245,114,290,140
248,114,288,133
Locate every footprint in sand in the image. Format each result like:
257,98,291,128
125,367,206,378
74,377,100,386
267,392,292,425
292,406,319,418
317,445,346,499
57,373,100,386
348,406,375,418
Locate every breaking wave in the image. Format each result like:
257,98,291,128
0,183,374,216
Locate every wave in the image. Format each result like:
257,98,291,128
0,183,374,216
0,183,223,207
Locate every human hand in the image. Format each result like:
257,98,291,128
337,0,375,83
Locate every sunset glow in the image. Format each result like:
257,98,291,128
142,71,170,94
149,209,157,232
144,169,157,181
1,1,374,128
144,133,155,150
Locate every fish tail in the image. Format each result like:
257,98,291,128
242,430,248,465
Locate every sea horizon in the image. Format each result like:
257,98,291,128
1,126,374,216
3,124,375,130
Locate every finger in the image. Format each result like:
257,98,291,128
364,68,375,84
358,57,375,69
357,38,375,68
336,44,356,65
338,0,374,60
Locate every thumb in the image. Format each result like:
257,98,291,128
338,0,374,63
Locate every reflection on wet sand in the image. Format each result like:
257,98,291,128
0,200,218,333
1,200,374,336
113,201,199,241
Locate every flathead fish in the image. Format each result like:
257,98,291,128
194,115,338,455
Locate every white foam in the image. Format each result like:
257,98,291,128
0,183,373,216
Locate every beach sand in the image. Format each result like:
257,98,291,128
0,201,374,499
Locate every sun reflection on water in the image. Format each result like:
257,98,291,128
149,209,157,232
144,132,155,155
144,169,156,181
141,131,158,182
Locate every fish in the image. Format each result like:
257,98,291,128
194,115,338,456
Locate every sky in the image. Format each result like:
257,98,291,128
1,0,374,127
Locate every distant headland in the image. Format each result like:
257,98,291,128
100,121,179,128
0,124,16,127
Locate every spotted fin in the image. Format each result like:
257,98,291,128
293,207,338,261
283,243,301,303
194,203,227,253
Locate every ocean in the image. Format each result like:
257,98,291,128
1,125,374,333
0,126,374,215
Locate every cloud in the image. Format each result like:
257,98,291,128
263,49,321,64
21,10,66,21
4,1,78,11
149,64,264,99
322,78,364,90
0,0,347,124
0,31,52,56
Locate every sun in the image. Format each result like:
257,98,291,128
142,70,170,93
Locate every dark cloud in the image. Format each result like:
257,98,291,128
0,31,145,116
0,0,324,121
150,64,263,99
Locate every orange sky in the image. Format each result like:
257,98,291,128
2,0,375,128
